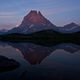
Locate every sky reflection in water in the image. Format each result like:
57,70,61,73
0,42,80,80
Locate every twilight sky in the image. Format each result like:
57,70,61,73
0,0,80,30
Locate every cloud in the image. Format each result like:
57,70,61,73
41,6,80,17
34,0,54,3
0,11,18,17
0,11,22,29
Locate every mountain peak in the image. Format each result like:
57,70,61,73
29,10,42,16
29,10,37,16
64,22,79,27
8,10,56,34
19,10,54,27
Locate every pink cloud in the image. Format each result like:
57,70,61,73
0,11,19,18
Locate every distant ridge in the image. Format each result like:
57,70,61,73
57,22,80,33
64,22,79,27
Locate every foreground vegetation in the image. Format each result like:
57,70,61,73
0,30,80,45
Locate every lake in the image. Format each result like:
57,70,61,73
0,42,80,80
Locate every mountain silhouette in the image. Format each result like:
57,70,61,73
7,10,56,34
0,29,8,34
64,22,79,27
0,10,79,34
20,10,54,26
56,22,80,33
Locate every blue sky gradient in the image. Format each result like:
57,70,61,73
0,0,80,29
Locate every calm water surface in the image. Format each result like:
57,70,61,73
0,42,80,80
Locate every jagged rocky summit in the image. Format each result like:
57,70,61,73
8,10,56,34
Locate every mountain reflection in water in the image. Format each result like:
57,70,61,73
0,42,80,80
